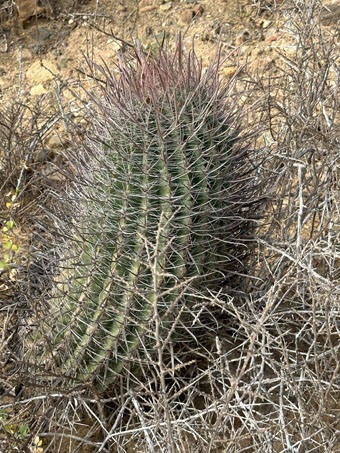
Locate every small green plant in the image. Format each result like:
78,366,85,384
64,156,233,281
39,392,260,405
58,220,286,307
0,408,27,440
0,408,43,452
0,191,19,273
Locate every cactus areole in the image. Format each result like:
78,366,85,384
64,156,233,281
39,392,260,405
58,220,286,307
27,39,257,391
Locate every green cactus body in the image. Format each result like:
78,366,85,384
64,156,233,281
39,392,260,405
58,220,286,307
27,42,249,390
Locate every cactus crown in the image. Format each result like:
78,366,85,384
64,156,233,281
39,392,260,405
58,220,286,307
26,38,259,391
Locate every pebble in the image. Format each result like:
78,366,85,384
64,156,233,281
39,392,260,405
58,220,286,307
15,48,32,61
262,19,272,29
223,66,237,78
0,77,10,91
45,134,68,149
30,84,47,96
26,60,58,83
106,39,121,51
139,0,153,6
139,5,157,13
34,26,51,42
59,57,72,69
266,35,278,42
160,2,172,11
180,9,194,23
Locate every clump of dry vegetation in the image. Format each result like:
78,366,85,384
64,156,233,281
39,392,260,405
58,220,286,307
0,1,339,452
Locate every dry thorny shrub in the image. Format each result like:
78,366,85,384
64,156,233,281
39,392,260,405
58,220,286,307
0,0,339,452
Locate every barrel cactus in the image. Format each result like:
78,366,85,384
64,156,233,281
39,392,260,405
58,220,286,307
26,39,258,391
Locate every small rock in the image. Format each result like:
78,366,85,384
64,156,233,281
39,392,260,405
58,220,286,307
59,57,72,69
262,19,272,29
222,66,237,78
15,48,32,61
0,77,10,91
35,148,55,163
35,26,51,42
106,39,121,52
45,134,68,149
180,9,194,23
193,4,204,17
31,36,51,54
139,5,157,13
139,0,153,7
63,90,74,102
160,2,172,11
26,60,58,83
266,35,278,43
30,84,47,96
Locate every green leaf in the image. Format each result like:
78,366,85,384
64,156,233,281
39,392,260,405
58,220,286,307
19,424,28,439
5,424,16,434
34,436,43,446
2,241,11,251
5,220,14,229
0,261,10,270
